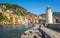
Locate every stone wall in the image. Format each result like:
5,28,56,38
47,23,60,30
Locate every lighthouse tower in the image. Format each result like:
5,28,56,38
46,6,53,24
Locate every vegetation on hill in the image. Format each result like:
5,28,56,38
0,13,11,23
0,13,3,22
0,3,35,16
0,3,37,24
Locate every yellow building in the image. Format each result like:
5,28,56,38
11,14,17,24
3,12,8,16
2,11,11,19
2,10,25,24
17,16,24,24
12,16,16,24
11,15,24,24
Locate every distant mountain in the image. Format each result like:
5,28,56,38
39,14,46,18
0,3,35,16
53,12,60,18
39,12,60,18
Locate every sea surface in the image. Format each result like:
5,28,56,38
0,24,34,38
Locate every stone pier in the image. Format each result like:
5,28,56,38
40,27,60,38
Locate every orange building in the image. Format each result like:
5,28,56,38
39,19,46,25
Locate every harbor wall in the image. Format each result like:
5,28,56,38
47,23,60,30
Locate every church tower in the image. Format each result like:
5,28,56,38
46,6,53,24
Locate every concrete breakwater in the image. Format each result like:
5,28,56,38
21,26,42,38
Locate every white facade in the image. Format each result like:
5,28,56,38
46,6,53,24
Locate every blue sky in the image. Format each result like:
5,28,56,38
0,0,60,15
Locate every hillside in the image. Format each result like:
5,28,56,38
0,3,35,16
0,3,37,24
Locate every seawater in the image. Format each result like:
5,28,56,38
0,24,34,38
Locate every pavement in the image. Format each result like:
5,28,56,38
40,27,60,38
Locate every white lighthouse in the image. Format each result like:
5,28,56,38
46,6,53,24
